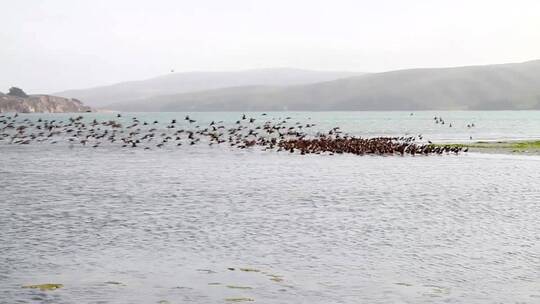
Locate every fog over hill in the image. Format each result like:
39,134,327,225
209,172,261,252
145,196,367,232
55,68,360,108
106,60,540,111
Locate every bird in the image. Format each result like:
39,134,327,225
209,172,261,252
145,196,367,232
0,113,464,157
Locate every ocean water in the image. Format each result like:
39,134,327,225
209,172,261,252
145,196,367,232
1,111,540,303
4,110,540,142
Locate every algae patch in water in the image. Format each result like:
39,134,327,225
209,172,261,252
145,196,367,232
197,269,217,274
225,297,254,302
239,268,260,272
226,285,253,290
512,140,540,151
431,140,540,154
22,283,63,291
104,281,125,286
267,274,284,282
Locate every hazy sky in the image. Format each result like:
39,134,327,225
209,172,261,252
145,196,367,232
1,0,540,93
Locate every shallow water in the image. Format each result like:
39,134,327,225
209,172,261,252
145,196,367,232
5,110,540,142
1,112,540,303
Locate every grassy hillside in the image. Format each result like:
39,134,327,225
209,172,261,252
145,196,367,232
110,60,540,111
55,68,361,108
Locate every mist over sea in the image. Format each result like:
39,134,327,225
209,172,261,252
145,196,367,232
2,111,540,303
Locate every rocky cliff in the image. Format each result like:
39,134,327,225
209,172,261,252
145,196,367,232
0,93,92,113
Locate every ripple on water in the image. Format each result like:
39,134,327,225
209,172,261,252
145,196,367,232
1,144,540,303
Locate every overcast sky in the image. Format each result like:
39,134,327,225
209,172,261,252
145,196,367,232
1,0,540,93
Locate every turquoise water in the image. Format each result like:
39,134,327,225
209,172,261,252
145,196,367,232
11,111,540,142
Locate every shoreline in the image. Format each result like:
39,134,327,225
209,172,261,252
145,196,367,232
431,140,540,155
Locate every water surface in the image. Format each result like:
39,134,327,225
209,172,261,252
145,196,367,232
1,112,540,303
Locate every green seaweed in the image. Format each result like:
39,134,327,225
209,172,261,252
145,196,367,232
430,140,540,153
423,284,451,294
226,285,253,290
22,283,63,291
512,140,540,150
267,274,284,282
239,268,260,273
225,297,254,302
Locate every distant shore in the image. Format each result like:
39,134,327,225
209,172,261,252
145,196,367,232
0,93,92,113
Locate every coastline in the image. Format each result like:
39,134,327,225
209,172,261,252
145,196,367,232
431,140,540,155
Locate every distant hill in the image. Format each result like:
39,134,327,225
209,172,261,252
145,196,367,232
0,93,92,113
55,68,361,108
108,60,540,111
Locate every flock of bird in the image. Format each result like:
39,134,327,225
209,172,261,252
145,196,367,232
0,113,467,156
433,115,476,140
434,116,476,128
